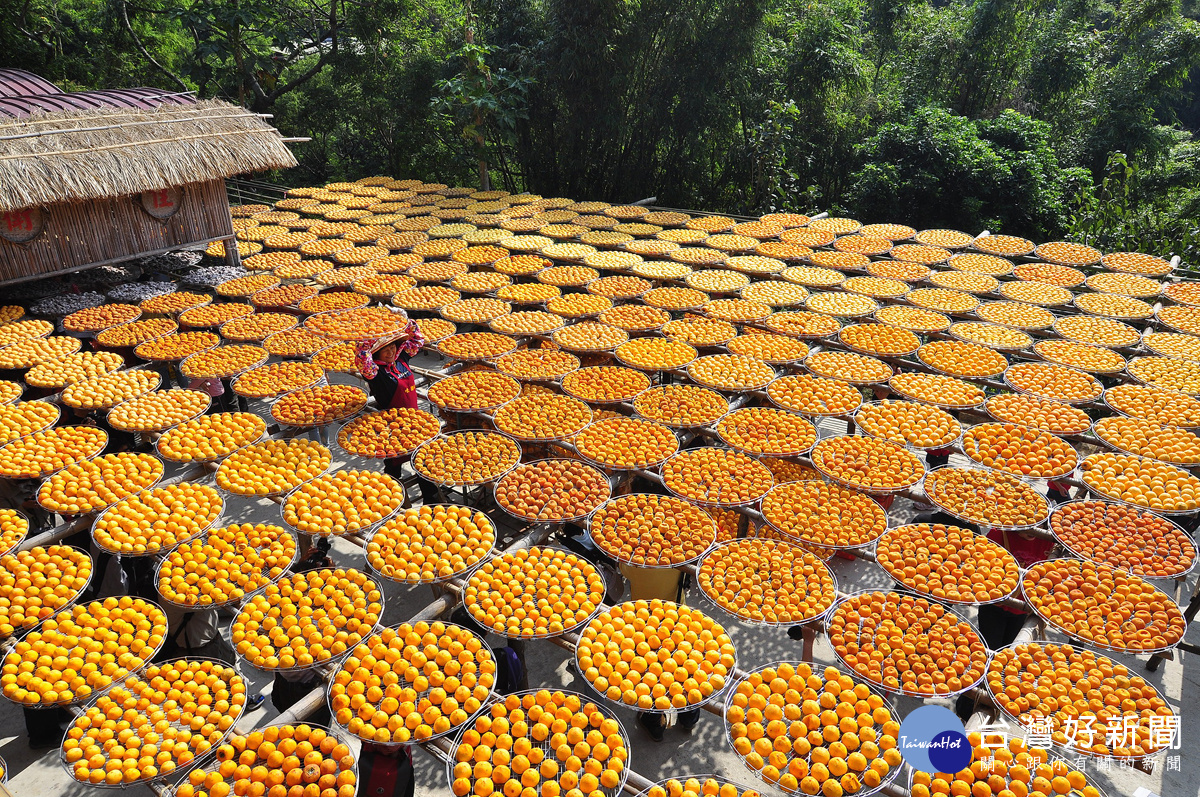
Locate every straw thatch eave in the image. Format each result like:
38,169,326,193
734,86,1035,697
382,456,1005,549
0,99,297,213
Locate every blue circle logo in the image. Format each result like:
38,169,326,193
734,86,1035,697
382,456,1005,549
928,729,970,773
898,705,972,774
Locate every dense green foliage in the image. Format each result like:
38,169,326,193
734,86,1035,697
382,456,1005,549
847,109,1092,237
4,0,1199,256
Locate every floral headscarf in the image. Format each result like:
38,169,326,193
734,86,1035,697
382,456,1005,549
354,319,425,380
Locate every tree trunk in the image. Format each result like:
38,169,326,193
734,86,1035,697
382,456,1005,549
465,0,489,190
478,154,491,191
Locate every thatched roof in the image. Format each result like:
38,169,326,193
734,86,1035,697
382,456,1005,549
0,99,297,213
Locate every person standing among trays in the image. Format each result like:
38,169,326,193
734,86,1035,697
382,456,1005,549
354,321,440,504
954,526,1054,720
977,527,1055,648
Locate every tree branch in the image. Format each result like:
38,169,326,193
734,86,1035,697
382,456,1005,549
14,25,54,56
232,35,270,106
265,47,328,101
121,0,191,91
266,0,338,102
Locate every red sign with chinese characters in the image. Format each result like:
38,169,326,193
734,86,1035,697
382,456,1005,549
0,208,44,243
139,187,183,220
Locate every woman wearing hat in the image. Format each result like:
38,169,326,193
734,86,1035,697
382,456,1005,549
355,320,425,410
355,321,439,503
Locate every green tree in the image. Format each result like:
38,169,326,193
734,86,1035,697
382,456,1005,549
482,0,769,204
847,107,1090,237
167,0,412,111
1068,148,1200,261
1071,0,1200,171
3,0,191,90
760,0,877,211
434,40,533,191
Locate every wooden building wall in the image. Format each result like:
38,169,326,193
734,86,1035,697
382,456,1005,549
0,179,234,284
